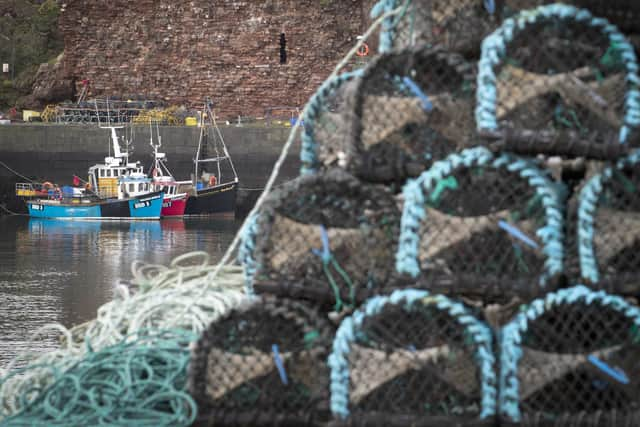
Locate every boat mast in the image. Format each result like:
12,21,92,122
206,100,238,183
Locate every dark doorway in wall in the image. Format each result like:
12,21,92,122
280,33,287,64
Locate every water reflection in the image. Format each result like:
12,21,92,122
0,216,240,367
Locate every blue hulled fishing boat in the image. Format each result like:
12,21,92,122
16,127,163,220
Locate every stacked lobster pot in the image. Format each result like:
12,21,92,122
189,1,640,426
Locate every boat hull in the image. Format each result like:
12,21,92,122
161,194,188,217
184,181,237,216
26,192,164,220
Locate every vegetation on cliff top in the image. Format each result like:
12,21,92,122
0,0,63,110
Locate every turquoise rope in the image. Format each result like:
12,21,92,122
395,146,565,287
578,148,640,282
300,70,363,176
328,289,497,419
370,0,402,53
1,329,198,427
476,3,640,144
499,285,640,421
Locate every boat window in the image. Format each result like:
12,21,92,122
138,183,144,191
129,183,135,192
100,169,105,177
107,170,112,177
113,169,118,176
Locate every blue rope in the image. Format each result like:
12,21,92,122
475,3,640,144
396,147,565,287
402,76,433,111
578,148,640,282
499,285,640,421
484,0,495,15
300,70,363,176
272,344,289,385
587,355,629,384
328,289,497,419
498,220,539,249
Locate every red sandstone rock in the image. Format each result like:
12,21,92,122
57,0,379,119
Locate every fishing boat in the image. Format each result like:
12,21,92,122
147,121,188,217
15,126,163,220
176,101,239,215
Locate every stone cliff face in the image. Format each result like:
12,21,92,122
58,0,377,118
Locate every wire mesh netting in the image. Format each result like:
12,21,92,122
250,169,401,311
476,4,640,157
344,45,476,184
578,151,640,292
373,0,500,56
301,71,362,176
188,296,333,426
500,285,640,426
396,148,564,298
329,289,496,426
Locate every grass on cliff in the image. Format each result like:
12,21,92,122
0,0,63,110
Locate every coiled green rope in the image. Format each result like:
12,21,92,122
0,252,247,422
1,330,197,427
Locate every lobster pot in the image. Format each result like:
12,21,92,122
344,45,476,184
476,4,639,152
300,71,361,176
329,289,497,426
500,285,640,426
373,0,499,56
188,296,333,427
503,0,640,34
252,169,400,310
396,147,565,299
578,152,640,292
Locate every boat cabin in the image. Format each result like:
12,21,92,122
117,174,155,199
88,162,144,198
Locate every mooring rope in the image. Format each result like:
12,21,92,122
0,160,38,184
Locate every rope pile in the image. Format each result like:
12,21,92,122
0,252,247,425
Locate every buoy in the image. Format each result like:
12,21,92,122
356,43,369,57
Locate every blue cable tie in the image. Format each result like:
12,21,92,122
402,76,433,111
498,220,539,249
484,0,495,14
272,344,289,385
311,225,331,264
587,355,629,384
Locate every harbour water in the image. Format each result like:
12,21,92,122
0,215,241,367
